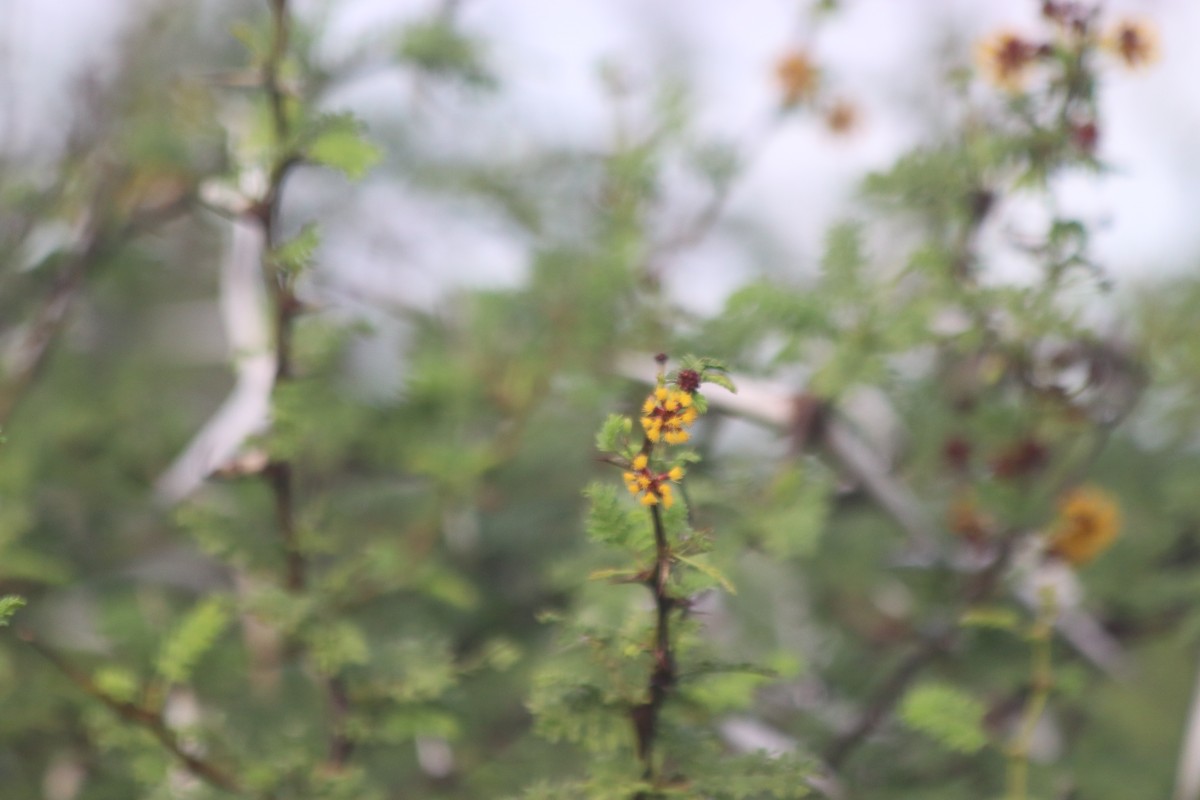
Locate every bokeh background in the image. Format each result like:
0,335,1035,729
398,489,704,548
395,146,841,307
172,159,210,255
2,1,1200,799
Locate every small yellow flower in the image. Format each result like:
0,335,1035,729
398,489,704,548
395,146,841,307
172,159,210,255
655,387,669,403
1104,17,1159,70
624,454,687,509
977,30,1039,91
1047,486,1121,566
659,484,674,509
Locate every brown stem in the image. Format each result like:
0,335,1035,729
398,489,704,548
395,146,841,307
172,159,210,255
0,235,99,426
19,630,244,795
0,192,191,428
267,461,305,592
326,674,354,767
256,0,355,772
632,504,677,792
258,0,305,602
822,536,1016,769
823,629,954,769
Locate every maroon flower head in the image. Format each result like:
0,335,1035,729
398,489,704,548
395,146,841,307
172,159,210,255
676,369,701,394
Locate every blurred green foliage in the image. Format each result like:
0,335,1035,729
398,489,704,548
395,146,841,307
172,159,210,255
0,2,1195,799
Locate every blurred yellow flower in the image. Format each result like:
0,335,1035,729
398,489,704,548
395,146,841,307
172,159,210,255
1104,18,1159,70
1047,486,1121,566
976,30,1039,91
775,50,819,106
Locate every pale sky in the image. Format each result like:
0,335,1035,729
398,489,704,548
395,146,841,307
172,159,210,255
4,0,1197,317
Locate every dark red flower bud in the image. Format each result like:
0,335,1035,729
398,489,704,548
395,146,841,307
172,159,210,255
1072,120,1098,153
991,437,1049,479
676,369,701,394
943,436,972,472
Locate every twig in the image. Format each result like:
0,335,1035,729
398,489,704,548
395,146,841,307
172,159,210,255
1005,589,1057,800
823,627,954,769
257,0,307,599
0,229,101,426
631,503,678,788
0,190,192,428
19,629,244,794
822,536,1018,768
256,0,353,770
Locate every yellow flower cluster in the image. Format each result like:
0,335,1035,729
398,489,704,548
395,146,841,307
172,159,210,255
1047,486,1121,566
641,386,699,445
623,453,685,509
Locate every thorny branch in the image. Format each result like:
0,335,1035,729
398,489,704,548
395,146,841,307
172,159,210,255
19,629,244,794
256,0,353,770
0,191,192,428
632,503,678,791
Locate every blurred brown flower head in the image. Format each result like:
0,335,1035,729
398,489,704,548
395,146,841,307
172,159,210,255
1071,119,1099,154
976,30,1040,91
824,97,860,136
1047,486,1121,566
1104,17,1160,69
775,49,820,106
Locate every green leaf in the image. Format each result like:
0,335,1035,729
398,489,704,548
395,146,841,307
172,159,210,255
398,20,493,87
156,596,231,685
306,621,370,674
691,750,814,798
271,223,320,275
306,114,382,180
583,483,648,550
819,221,866,297
230,20,270,65
673,552,736,594
94,665,140,704
960,606,1021,631
595,413,632,455
696,356,731,373
477,637,521,671
757,464,833,558
587,567,643,583
0,595,25,627
899,682,988,755
701,371,737,395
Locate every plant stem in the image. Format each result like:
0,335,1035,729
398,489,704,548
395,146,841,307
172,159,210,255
256,0,353,770
631,492,678,796
823,536,1016,768
1006,588,1057,800
20,630,244,795
633,504,676,781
